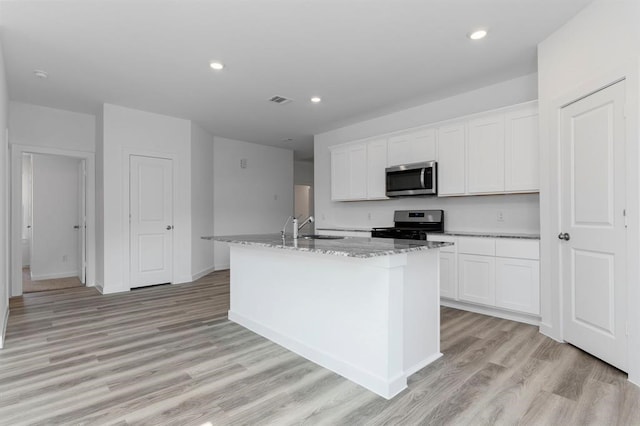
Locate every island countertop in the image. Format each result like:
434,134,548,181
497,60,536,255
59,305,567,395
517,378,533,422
203,234,452,259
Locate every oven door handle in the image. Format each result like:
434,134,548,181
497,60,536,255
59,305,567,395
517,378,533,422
420,168,426,188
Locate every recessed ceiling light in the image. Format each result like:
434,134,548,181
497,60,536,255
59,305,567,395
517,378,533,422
33,69,48,79
310,97,322,103
209,61,224,70
468,29,488,40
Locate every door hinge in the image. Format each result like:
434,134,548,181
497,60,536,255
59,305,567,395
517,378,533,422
623,209,628,228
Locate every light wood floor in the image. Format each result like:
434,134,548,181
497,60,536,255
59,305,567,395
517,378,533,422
2,270,639,425
22,267,83,293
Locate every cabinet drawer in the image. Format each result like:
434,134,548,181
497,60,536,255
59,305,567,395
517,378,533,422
457,237,495,256
495,239,539,260
427,235,456,253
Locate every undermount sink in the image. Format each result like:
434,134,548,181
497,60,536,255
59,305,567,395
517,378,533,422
300,234,345,240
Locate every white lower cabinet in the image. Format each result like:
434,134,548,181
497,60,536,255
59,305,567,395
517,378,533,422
458,254,495,306
439,252,457,299
495,257,540,315
429,234,540,321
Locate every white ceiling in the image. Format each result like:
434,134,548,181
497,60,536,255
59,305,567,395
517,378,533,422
0,0,593,160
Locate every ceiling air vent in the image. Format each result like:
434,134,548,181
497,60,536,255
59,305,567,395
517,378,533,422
268,95,293,105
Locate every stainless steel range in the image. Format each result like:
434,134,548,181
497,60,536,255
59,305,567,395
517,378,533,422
371,210,444,240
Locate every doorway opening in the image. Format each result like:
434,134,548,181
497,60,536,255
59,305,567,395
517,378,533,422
294,184,314,233
20,153,86,293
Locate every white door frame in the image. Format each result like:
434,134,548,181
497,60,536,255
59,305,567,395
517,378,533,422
542,61,640,386
121,148,176,290
10,144,96,296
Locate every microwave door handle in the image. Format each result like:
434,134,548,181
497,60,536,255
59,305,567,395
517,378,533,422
420,168,426,188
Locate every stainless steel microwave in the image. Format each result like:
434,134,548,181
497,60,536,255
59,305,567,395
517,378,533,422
386,161,437,197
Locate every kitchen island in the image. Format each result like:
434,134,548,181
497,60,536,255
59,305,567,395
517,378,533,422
204,234,451,399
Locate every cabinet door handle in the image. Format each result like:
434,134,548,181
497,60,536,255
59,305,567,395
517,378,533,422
558,232,570,241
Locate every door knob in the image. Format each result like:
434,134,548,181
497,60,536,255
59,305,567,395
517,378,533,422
73,225,80,229
558,232,570,241
166,225,173,230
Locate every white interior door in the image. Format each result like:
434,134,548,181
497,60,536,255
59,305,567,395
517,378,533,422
560,80,627,371
77,160,86,283
130,155,173,288
22,154,33,268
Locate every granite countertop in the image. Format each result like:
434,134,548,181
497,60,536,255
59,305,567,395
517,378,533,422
315,227,372,233
440,231,540,240
316,226,539,240
202,234,452,259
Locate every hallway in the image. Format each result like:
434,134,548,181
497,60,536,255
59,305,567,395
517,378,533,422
21,267,82,293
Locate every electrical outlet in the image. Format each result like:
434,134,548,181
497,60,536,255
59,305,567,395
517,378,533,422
62,255,68,262
367,212,372,220
321,213,326,220
273,194,278,201
497,211,504,222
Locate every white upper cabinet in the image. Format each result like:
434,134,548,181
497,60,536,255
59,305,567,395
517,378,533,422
387,128,437,167
330,139,389,201
348,144,368,200
505,103,539,192
331,143,367,201
437,123,466,196
366,138,388,199
330,146,350,201
467,114,505,194
330,101,538,201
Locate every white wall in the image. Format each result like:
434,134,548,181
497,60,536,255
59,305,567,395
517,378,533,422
9,101,95,152
294,160,314,186
190,122,215,279
100,104,192,293
314,74,540,233
537,0,640,383
213,137,293,269
95,106,104,289
30,154,80,280
0,31,10,348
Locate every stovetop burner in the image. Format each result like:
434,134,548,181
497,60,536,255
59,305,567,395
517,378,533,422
372,210,444,240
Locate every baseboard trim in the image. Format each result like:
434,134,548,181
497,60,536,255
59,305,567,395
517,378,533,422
440,298,541,326
215,263,230,271
94,281,104,294
0,305,10,349
173,275,193,285
539,323,563,342
191,265,216,281
404,352,443,377
30,271,79,281
229,310,407,399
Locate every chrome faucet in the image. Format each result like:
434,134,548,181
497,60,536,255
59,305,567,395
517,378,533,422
282,215,315,239
292,217,299,239
297,215,314,237
281,216,293,238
